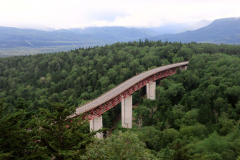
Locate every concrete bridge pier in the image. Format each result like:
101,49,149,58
90,115,103,139
147,81,156,100
180,66,188,71
121,95,132,128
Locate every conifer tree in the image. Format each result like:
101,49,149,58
0,98,36,159
34,102,97,160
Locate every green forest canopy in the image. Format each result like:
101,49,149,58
1,40,240,159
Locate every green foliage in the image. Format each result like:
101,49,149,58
2,40,240,159
84,131,156,160
0,99,36,159
196,131,236,160
137,126,162,151
0,100,96,159
134,52,240,159
33,103,96,160
179,123,209,139
169,138,194,160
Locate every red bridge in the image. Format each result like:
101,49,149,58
72,61,188,138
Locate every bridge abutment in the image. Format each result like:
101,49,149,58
121,95,132,128
147,81,156,100
90,115,103,139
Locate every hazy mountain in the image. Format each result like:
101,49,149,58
148,17,240,44
18,25,55,31
0,26,93,41
149,23,190,35
1,17,240,56
144,20,211,35
0,26,155,48
0,26,97,48
188,19,212,31
0,26,157,55
54,26,157,41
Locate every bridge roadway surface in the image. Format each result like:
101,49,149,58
74,61,189,116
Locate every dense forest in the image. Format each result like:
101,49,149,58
1,39,240,159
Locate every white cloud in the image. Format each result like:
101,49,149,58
0,0,239,29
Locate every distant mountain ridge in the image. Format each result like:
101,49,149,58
148,17,240,44
54,26,156,41
0,26,156,49
188,19,212,31
1,17,240,56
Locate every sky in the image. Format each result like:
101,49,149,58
0,0,240,29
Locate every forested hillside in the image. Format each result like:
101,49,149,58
1,40,240,159
131,53,240,159
1,40,239,109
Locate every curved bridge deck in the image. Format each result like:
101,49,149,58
72,61,188,120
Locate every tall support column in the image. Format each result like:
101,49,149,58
180,66,188,71
90,115,103,139
121,95,132,128
147,81,156,100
